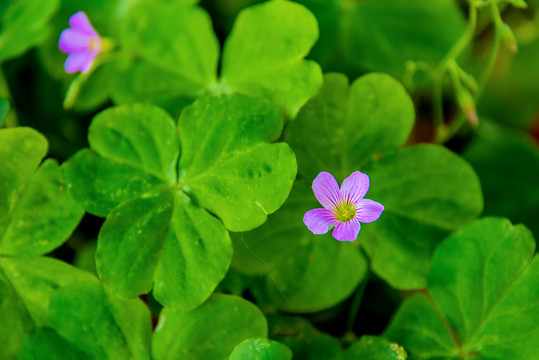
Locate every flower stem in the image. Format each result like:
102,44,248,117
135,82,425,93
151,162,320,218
477,3,503,99
433,3,478,142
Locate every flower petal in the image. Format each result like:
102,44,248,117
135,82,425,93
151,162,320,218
304,208,337,235
64,51,95,74
340,171,370,205
332,220,361,242
69,11,98,36
356,199,384,223
59,28,91,53
312,171,341,210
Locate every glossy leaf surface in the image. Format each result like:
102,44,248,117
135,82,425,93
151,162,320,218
221,0,323,118
123,1,219,95
286,74,482,289
336,336,407,360
285,73,414,181
152,294,267,360
385,218,539,359
0,128,83,257
232,181,367,313
64,97,294,309
179,94,297,232
228,338,292,360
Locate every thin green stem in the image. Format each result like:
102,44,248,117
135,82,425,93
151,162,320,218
477,3,503,99
432,3,478,142
437,3,478,74
432,77,446,141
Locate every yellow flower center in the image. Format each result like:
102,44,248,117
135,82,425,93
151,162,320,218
335,201,356,222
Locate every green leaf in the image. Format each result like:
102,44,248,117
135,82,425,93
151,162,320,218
89,104,180,183
232,180,367,313
337,336,407,360
18,328,92,360
295,0,340,67
66,98,292,309
63,149,167,217
362,145,483,289
229,338,292,360
123,1,219,93
0,257,96,326
0,97,9,126
285,73,482,289
220,0,323,118
152,294,267,360
48,282,152,360
0,0,59,61
384,218,539,359
340,0,466,78
0,257,95,359
0,127,48,220
111,61,196,117
0,128,82,257
268,315,342,360
464,122,539,236
97,189,232,310
285,73,415,180
64,104,179,217
0,270,33,360
1,159,84,256
179,94,297,232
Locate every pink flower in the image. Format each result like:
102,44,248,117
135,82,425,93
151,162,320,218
58,11,101,74
304,171,384,241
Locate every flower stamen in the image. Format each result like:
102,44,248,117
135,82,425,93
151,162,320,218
335,201,356,222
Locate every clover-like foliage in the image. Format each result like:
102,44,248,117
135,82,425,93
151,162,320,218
64,95,296,310
152,294,268,360
113,0,322,118
0,127,83,257
285,73,483,289
385,217,539,359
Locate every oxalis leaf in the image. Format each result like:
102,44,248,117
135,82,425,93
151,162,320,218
285,73,483,289
152,294,267,360
0,0,59,62
384,217,539,360
232,180,368,313
228,338,293,360
0,127,83,257
340,0,466,78
64,96,296,309
121,0,219,96
115,0,322,119
336,336,407,360
0,257,151,360
219,0,323,118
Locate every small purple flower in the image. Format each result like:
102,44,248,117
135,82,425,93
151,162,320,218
304,171,384,242
58,11,101,74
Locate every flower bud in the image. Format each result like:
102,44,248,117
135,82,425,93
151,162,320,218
506,0,528,9
456,88,478,127
499,23,518,53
